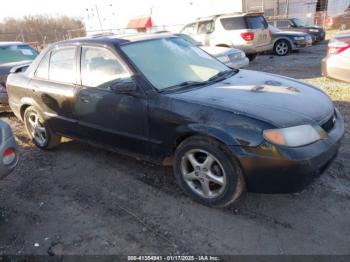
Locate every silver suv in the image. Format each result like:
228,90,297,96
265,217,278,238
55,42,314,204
181,13,273,61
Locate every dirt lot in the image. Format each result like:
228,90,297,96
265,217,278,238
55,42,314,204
0,42,349,256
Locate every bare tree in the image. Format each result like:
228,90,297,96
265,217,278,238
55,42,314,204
0,15,86,46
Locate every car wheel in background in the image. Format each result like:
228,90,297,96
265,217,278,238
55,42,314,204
274,40,291,56
173,136,245,207
24,106,61,149
246,53,257,61
340,24,347,30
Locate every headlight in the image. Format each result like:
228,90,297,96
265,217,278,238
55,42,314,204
263,124,327,147
294,36,305,41
217,55,230,64
309,29,319,32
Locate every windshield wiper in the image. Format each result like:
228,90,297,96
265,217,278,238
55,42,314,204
207,69,238,82
159,81,208,93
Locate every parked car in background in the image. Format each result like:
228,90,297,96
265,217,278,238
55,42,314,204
269,25,312,56
0,42,38,110
268,18,325,43
177,33,249,68
0,120,18,180
6,34,344,207
327,7,350,30
322,33,350,83
181,12,272,61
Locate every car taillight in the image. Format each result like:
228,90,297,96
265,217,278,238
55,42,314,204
328,44,350,55
269,30,272,38
3,148,16,166
241,32,255,41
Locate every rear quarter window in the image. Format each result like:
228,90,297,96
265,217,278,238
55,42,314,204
220,17,247,30
246,16,268,29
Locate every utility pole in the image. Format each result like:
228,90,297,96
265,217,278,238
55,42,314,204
95,4,103,32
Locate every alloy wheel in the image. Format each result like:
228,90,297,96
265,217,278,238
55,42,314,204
26,112,48,147
275,41,289,55
180,149,227,199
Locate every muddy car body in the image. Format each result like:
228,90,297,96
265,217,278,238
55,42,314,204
6,34,344,207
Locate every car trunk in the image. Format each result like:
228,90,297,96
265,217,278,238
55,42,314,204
245,15,271,47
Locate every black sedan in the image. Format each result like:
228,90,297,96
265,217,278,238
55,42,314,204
269,25,312,56
268,18,326,43
6,34,344,207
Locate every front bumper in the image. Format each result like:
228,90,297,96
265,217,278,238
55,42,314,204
233,110,344,194
292,39,312,50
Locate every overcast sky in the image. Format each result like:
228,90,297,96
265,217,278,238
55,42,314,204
0,0,93,20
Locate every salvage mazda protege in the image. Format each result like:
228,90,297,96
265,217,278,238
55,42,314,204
6,34,344,207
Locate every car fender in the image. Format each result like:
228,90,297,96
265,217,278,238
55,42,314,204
175,123,263,147
19,97,41,119
273,36,293,48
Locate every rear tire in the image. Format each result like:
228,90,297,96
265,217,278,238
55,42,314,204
173,136,245,207
24,106,61,150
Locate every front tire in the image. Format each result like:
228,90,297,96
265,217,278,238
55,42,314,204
24,106,61,149
246,53,257,61
174,136,245,207
274,40,290,56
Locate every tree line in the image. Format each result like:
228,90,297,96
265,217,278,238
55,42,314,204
0,15,86,47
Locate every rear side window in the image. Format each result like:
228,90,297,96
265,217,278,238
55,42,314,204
197,20,215,34
49,47,76,84
246,16,268,29
80,46,129,88
35,53,50,80
221,17,247,30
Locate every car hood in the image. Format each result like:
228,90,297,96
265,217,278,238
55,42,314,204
273,31,309,37
168,70,334,128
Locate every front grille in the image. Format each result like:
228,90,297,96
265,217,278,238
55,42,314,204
321,113,336,133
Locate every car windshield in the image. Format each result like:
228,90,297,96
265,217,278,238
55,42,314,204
269,25,281,33
0,44,38,65
292,18,306,27
121,37,230,91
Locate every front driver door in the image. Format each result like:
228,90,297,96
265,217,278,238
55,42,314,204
73,45,149,155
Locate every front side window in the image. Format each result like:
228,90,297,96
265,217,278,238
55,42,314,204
121,37,228,90
80,46,129,88
49,47,76,84
197,20,215,34
0,44,38,65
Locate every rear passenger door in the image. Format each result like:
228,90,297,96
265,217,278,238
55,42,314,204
29,45,79,136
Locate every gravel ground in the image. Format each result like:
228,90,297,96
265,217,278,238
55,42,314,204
0,41,349,256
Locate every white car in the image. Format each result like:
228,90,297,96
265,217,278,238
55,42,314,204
0,120,18,179
177,34,249,69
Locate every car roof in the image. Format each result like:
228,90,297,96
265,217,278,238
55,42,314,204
197,12,264,21
0,41,26,46
56,33,176,47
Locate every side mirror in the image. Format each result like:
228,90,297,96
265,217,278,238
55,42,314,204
109,80,138,95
